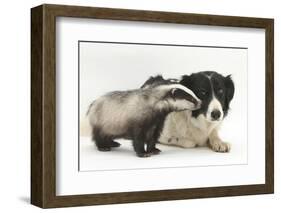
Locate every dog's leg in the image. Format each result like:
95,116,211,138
177,139,197,148
161,136,197,148
208,129,231,152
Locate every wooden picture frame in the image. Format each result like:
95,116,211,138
31,4,274,208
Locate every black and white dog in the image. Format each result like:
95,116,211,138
159,71,235,152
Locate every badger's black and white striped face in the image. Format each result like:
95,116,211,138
155,84,201,111
140,75,201,111
180,71,235,122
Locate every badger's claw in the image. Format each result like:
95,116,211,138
137,152,152,158
110,141,121,147
151,148,161,155
98,147,111,151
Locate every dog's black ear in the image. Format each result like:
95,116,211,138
224,75,235,108
140,75,164,89
180,75,191,87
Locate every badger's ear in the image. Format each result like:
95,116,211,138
170,88,177,100
170,87,200,107
168,88,183,101
170,88,187,100
224,75,235,107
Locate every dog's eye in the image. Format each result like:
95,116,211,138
199,90,207,96
218,88,223,94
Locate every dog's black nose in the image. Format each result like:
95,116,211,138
211,110,221,120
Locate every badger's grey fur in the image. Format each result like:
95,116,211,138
87,77,201,157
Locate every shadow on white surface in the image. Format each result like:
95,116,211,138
18,196,30,204
79,135,247,172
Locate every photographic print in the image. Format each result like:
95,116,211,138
31,4,273,208
78,41,247,171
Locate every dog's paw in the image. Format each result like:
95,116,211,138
210,141,231,153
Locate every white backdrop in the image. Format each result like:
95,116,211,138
79,41,248,172
1,0,280,212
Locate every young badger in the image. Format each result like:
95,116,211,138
159,71,235,152
87,77,201,157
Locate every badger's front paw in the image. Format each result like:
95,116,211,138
209,141,231,153
137,152,152,158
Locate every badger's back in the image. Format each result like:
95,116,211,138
88,90,153,137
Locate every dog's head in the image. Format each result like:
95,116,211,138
180,71,234,122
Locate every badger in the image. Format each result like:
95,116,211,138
87,76,201,157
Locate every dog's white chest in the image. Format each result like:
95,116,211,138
189,115,219,145
159,112,220,147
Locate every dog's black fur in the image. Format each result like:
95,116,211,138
140,75,179,89
180,71,234,120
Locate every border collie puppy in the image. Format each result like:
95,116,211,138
159,71,235,152
87,76,201,157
